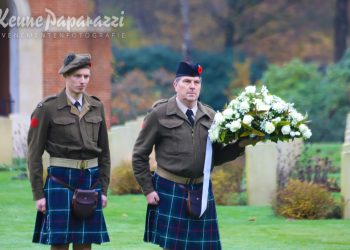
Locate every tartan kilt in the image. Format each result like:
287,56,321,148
32,166,110,245
144,173,221,250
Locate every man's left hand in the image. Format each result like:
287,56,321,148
102,194,107,208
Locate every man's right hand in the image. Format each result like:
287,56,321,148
35,198,46,214
146,191,160,205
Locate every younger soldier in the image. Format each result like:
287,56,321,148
27,53,110,250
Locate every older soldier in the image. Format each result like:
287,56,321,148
132,61,258,250
27,53,110,250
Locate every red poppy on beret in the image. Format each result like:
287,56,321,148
197,65,203,75
88,62,92,67
30,118,39,128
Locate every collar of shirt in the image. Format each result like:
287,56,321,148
66,91,83,109
175,97,198,117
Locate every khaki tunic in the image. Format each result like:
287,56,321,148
27,89,110,200
132,96,244,195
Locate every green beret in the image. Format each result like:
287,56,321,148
59,53,92,75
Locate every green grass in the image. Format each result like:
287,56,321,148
1,171,350,250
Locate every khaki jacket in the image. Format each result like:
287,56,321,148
27,89,110,200
132,96,244,195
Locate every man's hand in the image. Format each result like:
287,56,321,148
146,191,160,205
238,136,264,148
102,194,108,208
35,198,46,214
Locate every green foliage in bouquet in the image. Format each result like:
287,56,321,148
209,85,312,144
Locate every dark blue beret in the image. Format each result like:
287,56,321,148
176,61,203,77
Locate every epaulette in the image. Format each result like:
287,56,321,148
91,95,101,102
152,99,168,108
37,95,57,108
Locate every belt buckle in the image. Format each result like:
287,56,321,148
79,160,88,169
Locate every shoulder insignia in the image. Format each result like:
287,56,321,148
152,99,168,108
91,95,101,102
37,95,57,108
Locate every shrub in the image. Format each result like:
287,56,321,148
211,156,245,205
274,179,335,219
110,160,142,195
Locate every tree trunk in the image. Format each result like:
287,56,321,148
179,0,192,61
334,0,348,62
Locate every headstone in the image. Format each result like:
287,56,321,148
0,117,13,166
341,113,350,218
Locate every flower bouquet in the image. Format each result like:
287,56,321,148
208,85,312,144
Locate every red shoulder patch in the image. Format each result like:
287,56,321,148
30,118,39,128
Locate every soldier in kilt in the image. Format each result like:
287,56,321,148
27,53,111,250
132,61,259,250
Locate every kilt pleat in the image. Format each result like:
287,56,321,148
144,173,221,250
32,166,110,245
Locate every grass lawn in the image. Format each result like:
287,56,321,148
1,170,350,250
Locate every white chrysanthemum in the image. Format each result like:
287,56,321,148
239,101,250,113
229,99,239,108
222,108,234,119
264,122,275,134
290,110,304,122
255,99,270,112
242,115,254,125
214,112,225,125
264,95,273,105
226,120,241,132
245,85,256,94
272,117,281,123
298,124,309,133
261,85,269,95
303,129,312,139
209,126,220,142
272,101,287,113
281,125,291,135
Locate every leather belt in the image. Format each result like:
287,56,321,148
156,166,203,185
49,157,98,170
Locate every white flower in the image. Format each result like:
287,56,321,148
222,108,234,119
295,131,301,136
239,101,250,113
226,120,241,132
298,124,309,133
235,113,241,118
209,126,220,142
256,99,270,112
272,117,281,123
281,125,291,135
229,99,239,108
290,110,304,122
245,86,256,94
243,115,254,125
264,95,273,105
290,131,296,137
303,129,312,139
272,101,287,113
261,85,269,95
264,122,275,134
214,112,225,125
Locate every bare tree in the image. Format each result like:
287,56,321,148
179,0,193,60
334,0,348,62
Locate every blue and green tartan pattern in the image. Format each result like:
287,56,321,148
144,173,222,250
32,166,110,245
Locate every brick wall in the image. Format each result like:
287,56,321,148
28,0,92,17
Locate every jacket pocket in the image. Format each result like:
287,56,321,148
85,116,102,142
52,117,78,143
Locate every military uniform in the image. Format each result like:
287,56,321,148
27,53,110,245
132,95,244,250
